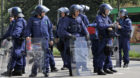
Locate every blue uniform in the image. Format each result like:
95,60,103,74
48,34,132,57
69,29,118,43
96,14,113,70
57,17,68,68
2,17,27,71
59,16,89,74
103,39,113,69
118,18,132,65
79,14,89,27
26,15,53,75
88,22,99,71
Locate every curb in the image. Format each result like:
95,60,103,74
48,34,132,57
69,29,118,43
111,57,140,61
54,56,140,61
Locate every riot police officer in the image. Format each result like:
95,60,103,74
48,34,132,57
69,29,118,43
56,7,69,70
117,9,132,68
79,4,90,27
59,4,89,76
88,21,99,73
25,5,53,77
96,3,118,75
0,7,27,76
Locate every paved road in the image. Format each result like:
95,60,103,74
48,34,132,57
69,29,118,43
0,58,140,78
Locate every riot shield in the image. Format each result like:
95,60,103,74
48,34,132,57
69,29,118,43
26,38,45,76
0,39,12,75
70,37,92,76
113,37,120,67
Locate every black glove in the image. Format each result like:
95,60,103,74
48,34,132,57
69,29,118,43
16,38,24,45
0,38,3,47
69,34,76,40
49,45,53,52
7,37,12,41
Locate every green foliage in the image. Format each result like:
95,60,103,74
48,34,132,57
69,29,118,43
1,0,103,26
129,50,140,58
53,47,60,56
0,0,140,31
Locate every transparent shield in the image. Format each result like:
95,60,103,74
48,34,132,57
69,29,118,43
26,38,45,76
113,37,120,67
0,39,12,75
70,37,92,76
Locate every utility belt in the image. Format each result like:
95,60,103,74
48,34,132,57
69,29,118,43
98,35,113,56
68,25,81,34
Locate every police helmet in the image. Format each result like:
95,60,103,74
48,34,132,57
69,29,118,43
120,9,128,17
58,7,69,15
69,4,83,15
99,3,113,15
8,8,13,16
80,4,90,12
10,7,24,17
33,5,50,15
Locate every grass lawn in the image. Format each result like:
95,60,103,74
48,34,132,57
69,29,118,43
53,47,60,56
129,50,140,58
53,47,140,58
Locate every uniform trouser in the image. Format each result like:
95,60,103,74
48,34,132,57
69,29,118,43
49,49,56,69
13,42,26,71
23,55,26,70
104,55,113,69
8,50,23,71
65,47,72,73
90,34,99,70
64,40,72,73
60,50,68,67
7,39,25,71
97,38,109,70
119,37,130,65
10,54,26,72
31,39,50,75
57,39,68,67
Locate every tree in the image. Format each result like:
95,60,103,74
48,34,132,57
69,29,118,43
0,0,140,33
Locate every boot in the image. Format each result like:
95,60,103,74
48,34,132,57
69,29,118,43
104,69,113,74
51,67,58,72
1,70,12,76
61,67,68,70
1,71,8,75
109,68,117,73
12,70,22,76
97,69,106,75
29,73,37,77
44,73,49,77
93,68,98,73
69,69,73,76
123,63,128,68
22,68,25,74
